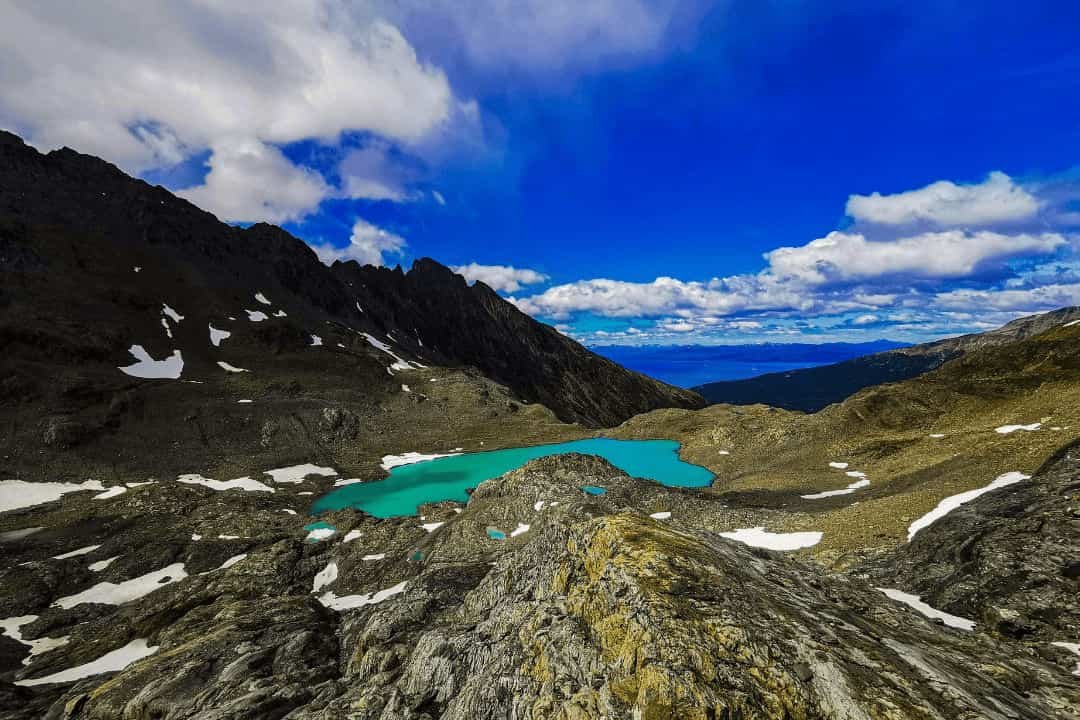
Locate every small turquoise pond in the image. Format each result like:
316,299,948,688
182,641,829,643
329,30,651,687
311,438,713,518
581,485,607,495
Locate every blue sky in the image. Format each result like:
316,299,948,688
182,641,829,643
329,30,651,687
4,1,1080,345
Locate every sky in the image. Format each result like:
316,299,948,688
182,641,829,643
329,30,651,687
2,1,1080,345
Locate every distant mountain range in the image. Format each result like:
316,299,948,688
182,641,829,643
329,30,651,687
694,309,1080,411
593,341,908,389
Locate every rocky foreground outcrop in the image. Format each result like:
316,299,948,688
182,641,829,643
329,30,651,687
1,455,1076,719
859,439,1080,647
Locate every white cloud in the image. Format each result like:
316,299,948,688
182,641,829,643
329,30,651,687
452,263,549,293
310,219,406,267
934,283,1080,312
851,314,880,325
177,139,329,223
765,230,1065,284
846,172,1041,226
0,2,459,221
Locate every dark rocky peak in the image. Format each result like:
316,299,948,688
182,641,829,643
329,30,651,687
0,129,701,429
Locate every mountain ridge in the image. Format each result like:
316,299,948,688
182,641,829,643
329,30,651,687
693,307,1080,412
0,129,702,435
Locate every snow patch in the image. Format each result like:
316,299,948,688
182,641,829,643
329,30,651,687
929,433,945,438
93,486,127,501
343,529,362,543
312,561,338,592
828,462,849,469
209,324,231,347
177,474,274,493
362,333,416,372
995,423,1041,434
217,554,247,570
802,476,870,500
361,553,385,561
649,511,672,520
217,361,249,373
878,588,975,630
907,471,1028,541
305,527,335,542
273,310,287,317
264,464,338,484
53,563,188,608
15,638,159,686
162,304,183,323
420,522,445,532
310,334,323,346
0,615,70,665
719,527,822,551
381,451,462,471
317,581,408,612
254,293,271,305
88,556,119,572
0,479,105,513
510,523,531,537
52,545,101,560
118,345,183,379
533,500,546,512
245,310,268,322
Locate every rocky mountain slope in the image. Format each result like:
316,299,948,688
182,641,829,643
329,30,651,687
0,131,701,473
694,307,1080,412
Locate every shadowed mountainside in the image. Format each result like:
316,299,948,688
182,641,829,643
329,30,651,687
0,129,701,477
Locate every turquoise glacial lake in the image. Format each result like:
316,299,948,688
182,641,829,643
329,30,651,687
311,438,714,518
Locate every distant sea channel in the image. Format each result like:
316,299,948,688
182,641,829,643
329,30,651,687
591,341,907,389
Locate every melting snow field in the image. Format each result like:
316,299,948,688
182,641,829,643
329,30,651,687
878,588,975,630
907,471,1028,541
0,479,105,513
53,563,188,608
15,638,159,686
380,451,462,471
719,527,823,551
178,474,275,493
317,581,408,611
264,464,338,484
362,333,417,372
995,423,1041,434
0,615,70,665
118,345,184,379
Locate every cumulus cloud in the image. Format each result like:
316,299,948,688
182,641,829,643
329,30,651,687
846,172,1041,226
177,139,329,223
0,1,458,222
765,230,1065,284
452,263,549,293
310,219,406,267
